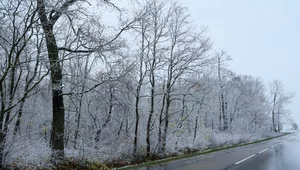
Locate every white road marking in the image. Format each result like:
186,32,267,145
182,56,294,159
259,149,268,154
272,143,282,148
235,154,256,165
185,160,198,164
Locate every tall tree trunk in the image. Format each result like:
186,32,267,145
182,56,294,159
146,77,154,158
221,93,227,131
219,96,222,131
0,83,6,165
277,108,280,132
157,91,166,154
178,94,186,129
74,58,89,149
217,54,227,131
74,94,83,149
37,0,65,158
272,110,276,132
193,116,198,142
204,112,208,128
133,87,140,157
13,100,25,136
134,25,146,157
146,27,157,157
272,94,277,132
161,83,171,154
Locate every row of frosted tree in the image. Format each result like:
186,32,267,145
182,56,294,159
0,0,294,166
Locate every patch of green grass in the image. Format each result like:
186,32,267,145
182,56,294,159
53,158,109,170
117,132,293,170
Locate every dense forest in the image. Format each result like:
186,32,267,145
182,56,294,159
0,0,295,168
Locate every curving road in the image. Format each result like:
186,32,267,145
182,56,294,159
134,132,299,170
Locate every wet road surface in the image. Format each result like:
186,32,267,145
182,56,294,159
134,132,300,170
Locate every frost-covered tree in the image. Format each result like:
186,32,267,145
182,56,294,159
0,0,48,165
269,80,294,132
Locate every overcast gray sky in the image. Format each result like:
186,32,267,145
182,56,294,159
183,0,299,125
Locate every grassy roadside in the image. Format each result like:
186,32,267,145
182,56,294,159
117,132,293,170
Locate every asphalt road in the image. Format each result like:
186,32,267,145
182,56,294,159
134,132,300,170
